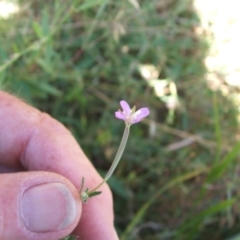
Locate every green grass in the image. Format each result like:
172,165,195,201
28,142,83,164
1,0,240,239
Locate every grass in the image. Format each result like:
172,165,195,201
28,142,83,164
1,0,240,239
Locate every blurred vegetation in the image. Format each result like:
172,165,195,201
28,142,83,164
1,0,240,239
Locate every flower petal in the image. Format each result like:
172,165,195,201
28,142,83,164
131,107,150,123
115,100,150,125
120,100,131,115
115,111,126,120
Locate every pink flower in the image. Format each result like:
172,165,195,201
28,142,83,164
115,100,150,125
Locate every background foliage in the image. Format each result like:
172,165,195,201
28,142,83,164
1,0,240,239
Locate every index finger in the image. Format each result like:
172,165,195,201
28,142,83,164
0,91,96,186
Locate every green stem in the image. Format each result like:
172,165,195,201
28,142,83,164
88,125,130,194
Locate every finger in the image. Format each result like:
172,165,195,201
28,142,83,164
0,171,81,240
74,191,118,240
0,91,100,188
0,91,118,239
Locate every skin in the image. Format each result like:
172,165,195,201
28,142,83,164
0,91,116,240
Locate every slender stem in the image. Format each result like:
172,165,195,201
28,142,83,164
88,125,130,194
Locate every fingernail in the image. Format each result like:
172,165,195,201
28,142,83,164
21,182,77,232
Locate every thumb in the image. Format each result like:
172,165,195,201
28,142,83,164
0,171,81,240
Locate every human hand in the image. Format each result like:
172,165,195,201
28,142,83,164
0,91,118,240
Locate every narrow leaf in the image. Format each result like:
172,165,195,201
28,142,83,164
207,141,240,183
